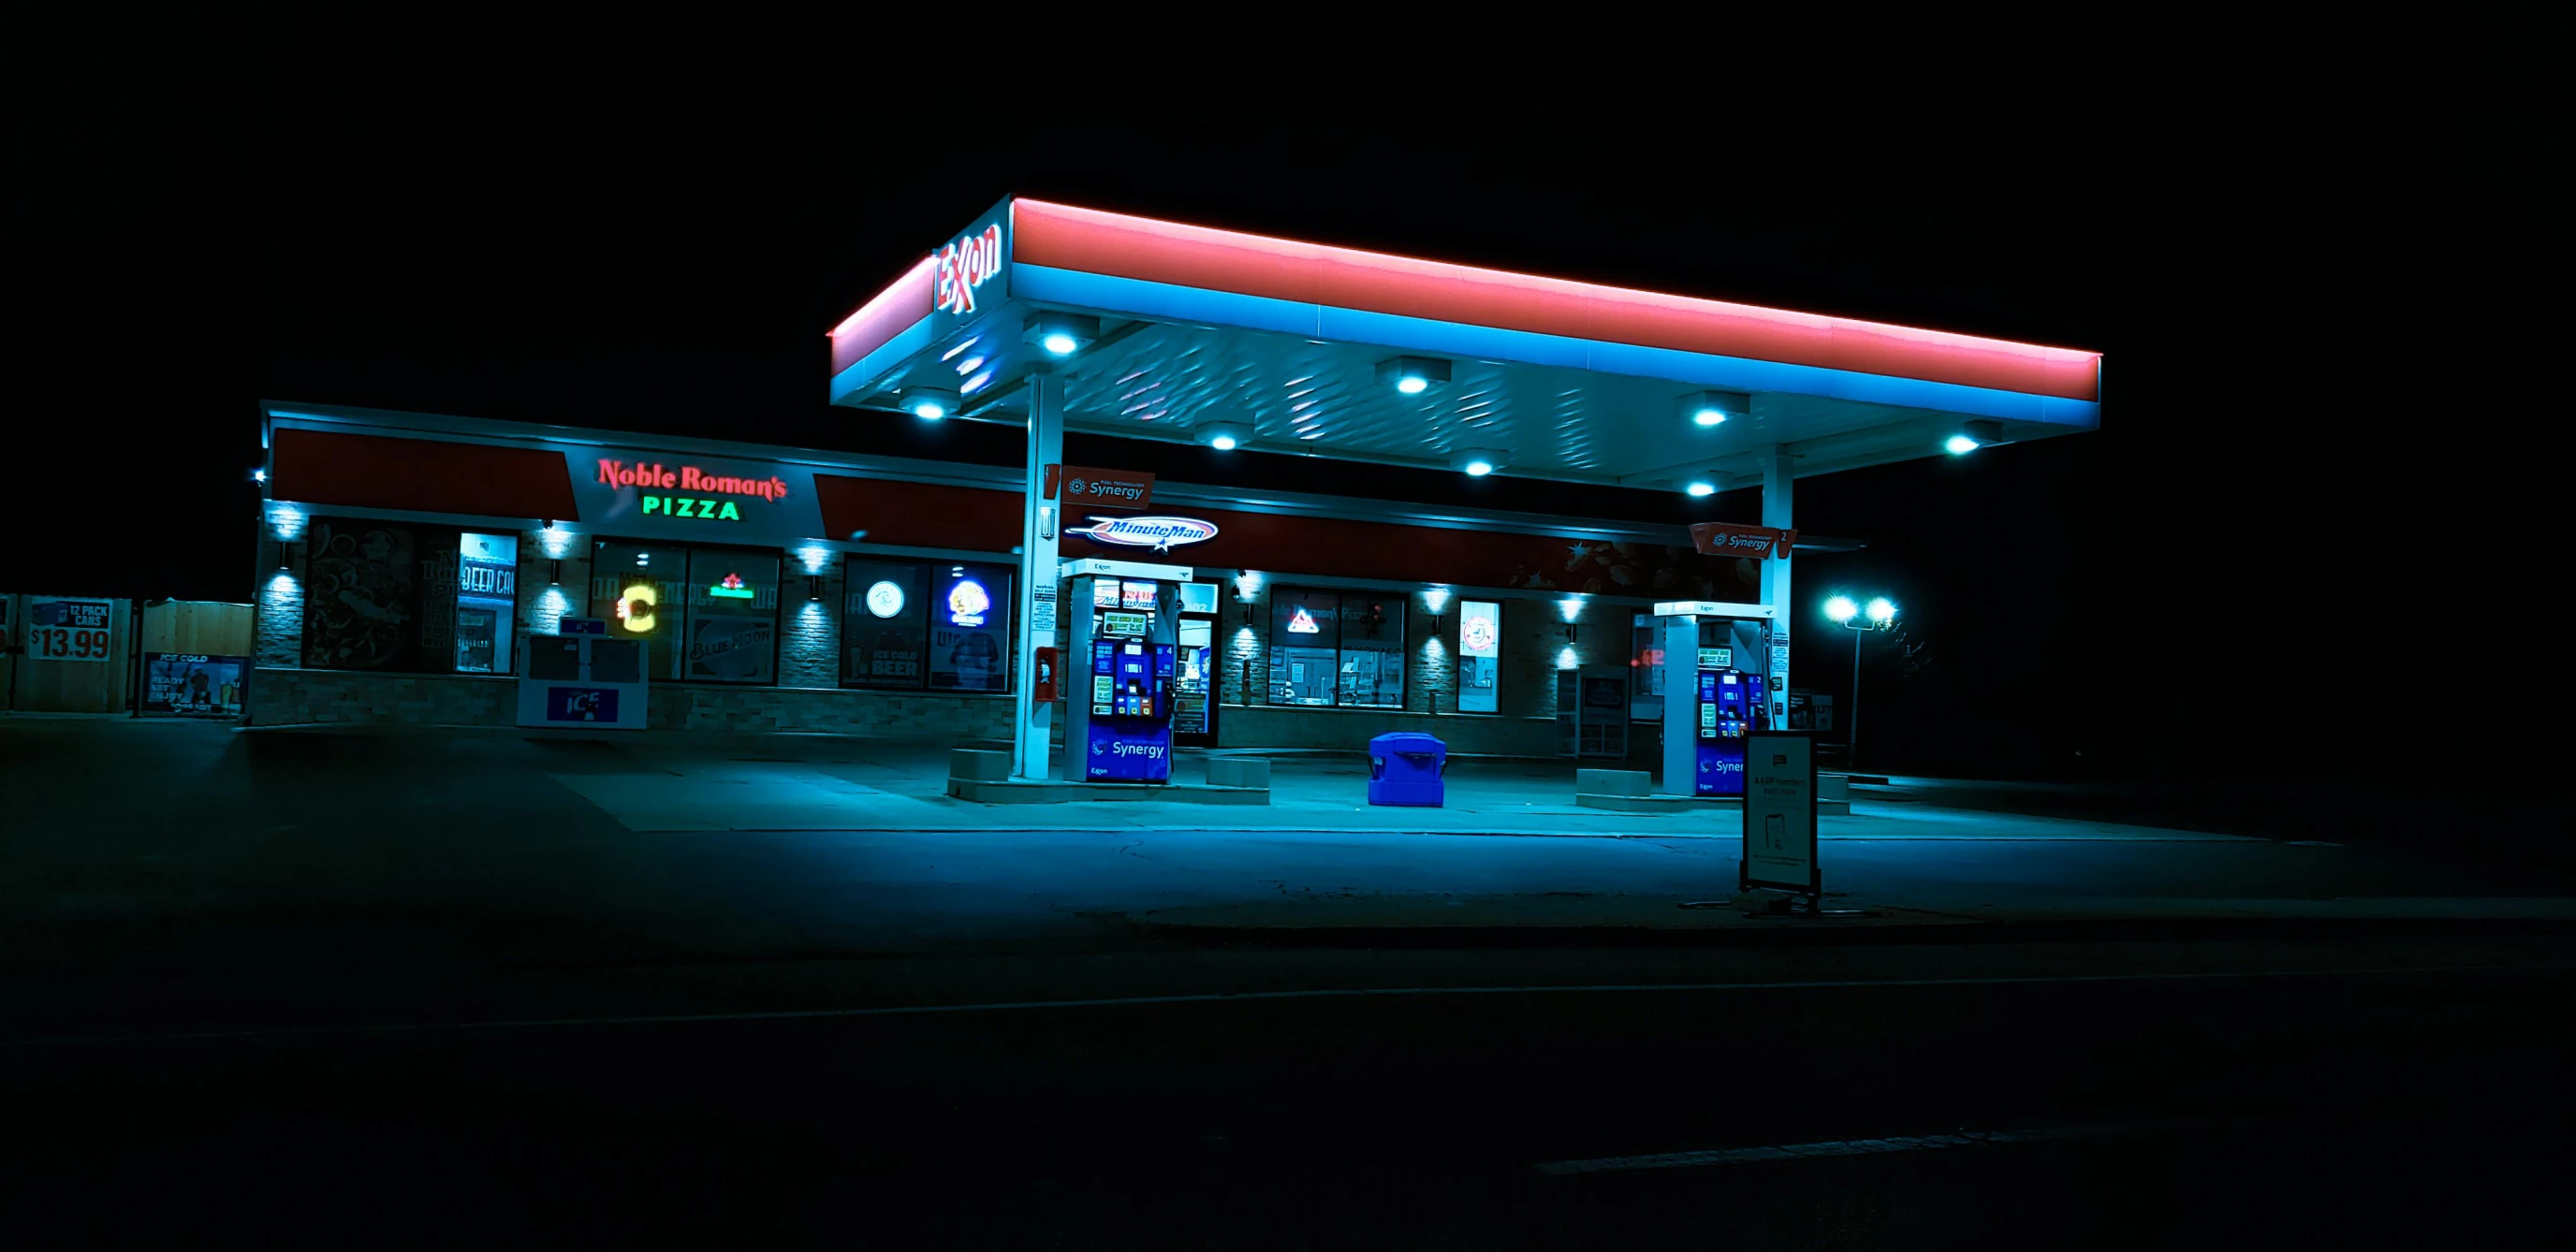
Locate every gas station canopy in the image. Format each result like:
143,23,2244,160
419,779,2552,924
829,198,2101,494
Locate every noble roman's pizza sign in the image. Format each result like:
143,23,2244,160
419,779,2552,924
569,451,829,545
593,459,791,522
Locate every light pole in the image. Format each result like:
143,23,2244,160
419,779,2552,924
1823,595,1896,769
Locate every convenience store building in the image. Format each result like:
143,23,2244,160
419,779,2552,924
249,198,2100,762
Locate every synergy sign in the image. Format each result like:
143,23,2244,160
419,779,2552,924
1689,521,1797,560
1064,516,1219,552
934,224,1005,316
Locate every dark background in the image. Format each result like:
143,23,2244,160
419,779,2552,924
5,16,2557,777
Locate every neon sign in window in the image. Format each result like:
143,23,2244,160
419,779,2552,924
947,578,991,627
709,572,756,600
1286,606,1321,634
617,583,659,633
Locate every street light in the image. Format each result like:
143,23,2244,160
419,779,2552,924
1825,594,1897,768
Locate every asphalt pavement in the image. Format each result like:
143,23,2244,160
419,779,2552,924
5,715,2570,1244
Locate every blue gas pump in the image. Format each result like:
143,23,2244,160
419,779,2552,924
1068,573,1181,782
1693,668,1769,796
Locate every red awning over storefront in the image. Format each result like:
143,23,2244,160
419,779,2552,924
271,428,581,522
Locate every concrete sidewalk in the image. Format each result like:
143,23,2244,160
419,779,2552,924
524,735,2257,842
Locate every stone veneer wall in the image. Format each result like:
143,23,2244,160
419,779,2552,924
522,530,591,638
255,526,306,668
245,519,1642,752
1211,581,1630,745
247,667,1017,740
1214,704,1559,757
779,559,844,690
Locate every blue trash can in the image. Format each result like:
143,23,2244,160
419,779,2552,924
1368,732,1447,807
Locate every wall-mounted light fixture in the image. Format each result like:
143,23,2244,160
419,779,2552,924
808,575,826,601
549,560,563,586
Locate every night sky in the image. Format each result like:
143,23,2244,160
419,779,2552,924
9,18,2556,775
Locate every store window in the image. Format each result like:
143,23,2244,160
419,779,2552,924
1457,599,1501,714
842,559,930,689
929,564,1014,693
301,517,521,675
454,531,519,674
840,557,1016,693
684,549,782,683
1267,586,1406,708
592,541,779,683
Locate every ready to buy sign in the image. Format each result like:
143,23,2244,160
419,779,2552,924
26,598,114,662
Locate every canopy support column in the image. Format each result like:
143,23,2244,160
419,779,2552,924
1011,375,1065,780
1760,448,1794,729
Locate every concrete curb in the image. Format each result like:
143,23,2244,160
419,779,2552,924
1121,914,2576,949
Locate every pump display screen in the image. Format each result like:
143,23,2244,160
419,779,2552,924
1100,611,1148,637
1120,580,1158,609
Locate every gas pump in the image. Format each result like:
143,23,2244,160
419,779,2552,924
1656,601,1780,798
1062,560,1188,783
1693,667,1768,796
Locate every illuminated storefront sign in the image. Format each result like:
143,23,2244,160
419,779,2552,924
1286,605,1321,634
946,578,991,627
1064,515,1219,552
1687,521,1796,559
642,496,743,521
934,224,1004,316
865,580,906,619
568,450,829,545
1457,600,1500,714
1460,603,1499,657
709,572,756,600
596,460,791,501
616,583,658,632
594,459,793,525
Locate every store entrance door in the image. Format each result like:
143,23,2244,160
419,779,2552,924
1172,614,1218,748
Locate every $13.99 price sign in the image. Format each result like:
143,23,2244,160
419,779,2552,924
29,599,114,662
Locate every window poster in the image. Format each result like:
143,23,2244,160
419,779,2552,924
686,614,776,682
303,519,429,671
844,560,929,690
142,653,249,716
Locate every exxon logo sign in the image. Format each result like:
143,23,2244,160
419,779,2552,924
934,225,1003,315
1065,516,1219,552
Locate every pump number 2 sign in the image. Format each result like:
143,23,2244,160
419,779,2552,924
28,599,113,662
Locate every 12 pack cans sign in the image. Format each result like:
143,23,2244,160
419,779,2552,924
27,598,114,662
